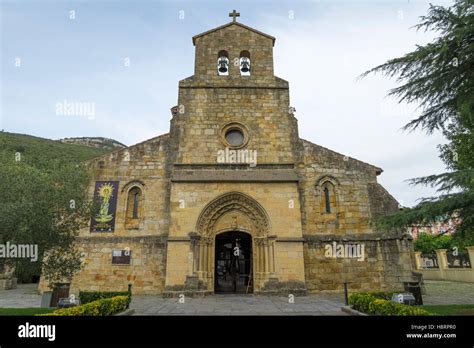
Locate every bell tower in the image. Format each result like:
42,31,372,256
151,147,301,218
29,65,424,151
164,12,306,295
169,11,300,166
191,11,276,82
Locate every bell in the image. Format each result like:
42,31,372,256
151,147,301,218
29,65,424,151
219,64,228,73
218,57,228,73
240,58,250,73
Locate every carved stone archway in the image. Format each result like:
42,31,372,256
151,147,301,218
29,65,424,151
190,192,276,291
196,192,270,236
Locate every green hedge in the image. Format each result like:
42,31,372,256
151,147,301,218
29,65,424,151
39,296,131,316
79,290,131,304
349,292,431,316
366,291,399,300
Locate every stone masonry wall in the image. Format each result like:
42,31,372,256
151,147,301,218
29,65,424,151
38,22,414,296
303,235,413,292
298,139,413,291
173,23,298,167
166,182,306,290
298,139,380,236
38,134,173,294
80,134,171,238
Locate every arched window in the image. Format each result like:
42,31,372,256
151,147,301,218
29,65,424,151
127,187,142,220
239,51,251,76
317,179,338,215
321,180,337,214
324,186,331,213
132,190,139,218
217,50,229,76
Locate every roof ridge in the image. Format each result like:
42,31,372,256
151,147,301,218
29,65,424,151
84,133,170,164
301,138,383,175
192,21,275,46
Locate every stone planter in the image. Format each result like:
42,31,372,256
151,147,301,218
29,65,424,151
0,277,18,290
114,308,135,316
50,283,70,307
341,305,368,316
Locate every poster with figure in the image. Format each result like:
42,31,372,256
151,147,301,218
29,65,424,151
90,181,119,232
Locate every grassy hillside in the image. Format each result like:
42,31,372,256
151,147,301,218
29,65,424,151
59,137,126,151
0,132,113,166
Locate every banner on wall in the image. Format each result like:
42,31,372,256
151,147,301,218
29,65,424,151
90,181,119,232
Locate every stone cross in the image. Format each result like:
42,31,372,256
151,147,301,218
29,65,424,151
229,10,240,22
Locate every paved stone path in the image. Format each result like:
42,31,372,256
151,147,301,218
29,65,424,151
0,284,41,308
2,281,474,313
423,280,474,305
131,293,346,315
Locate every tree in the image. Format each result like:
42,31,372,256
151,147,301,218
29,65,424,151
361,0,474,240
41,245,84,290
0,155,92,283
413,232,452,254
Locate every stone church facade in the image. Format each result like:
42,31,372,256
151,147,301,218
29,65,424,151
41,17,413,296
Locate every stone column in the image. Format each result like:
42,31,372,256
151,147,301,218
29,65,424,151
259,238,265,275
435,249,448,280
254,238,263,279
268,237,276,275
207,239,213,281
203,239,209,275
466,246,474,269
0,264,17,290
187,247,194,275
194,239,200,274
263,239,270,274
414,251,422,269
198,241,205,275
188,234,199,275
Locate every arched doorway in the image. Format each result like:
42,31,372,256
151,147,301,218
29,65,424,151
193,192,275,293
214,231,252,293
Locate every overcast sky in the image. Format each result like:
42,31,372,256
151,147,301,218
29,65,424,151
1,0,453,207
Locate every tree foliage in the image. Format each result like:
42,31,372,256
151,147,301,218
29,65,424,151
41,245,84,290
362,0,474,240
413,232,453,254
0,151,92,281
0,131,112,281
413,231,474,253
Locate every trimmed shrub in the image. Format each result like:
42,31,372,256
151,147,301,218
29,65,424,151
367,291,400,300
349,292,431,316
79,290,131,304
368,298,397,315
393,303,431,316
348,293,376,313
39,295,131,316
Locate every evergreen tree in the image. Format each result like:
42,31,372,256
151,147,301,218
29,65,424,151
361,0,474,240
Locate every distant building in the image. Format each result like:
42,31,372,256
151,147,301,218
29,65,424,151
407,215,460,239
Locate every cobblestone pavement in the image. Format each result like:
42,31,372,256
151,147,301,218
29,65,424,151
0,284,41,308
422,280,474,305
131,293,347,315
1,280,474,312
